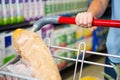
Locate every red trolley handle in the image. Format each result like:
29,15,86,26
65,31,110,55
33,16,120,32
59,16,120,28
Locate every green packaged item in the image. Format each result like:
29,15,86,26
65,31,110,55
2,54,15,65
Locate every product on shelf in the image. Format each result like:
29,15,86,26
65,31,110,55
0,32,17,67
33,0,38,20
83,28,93,38
84,37,93,51
76,27,84,41
92,27,108,51
23,0,30,21
31,0,35,20
83,28,93,51
1,0,10,25
0,0,2,25
50,25,77,69
2,54,15,65
0,32,5,66
4,32,17,57
65,25,77,45
0,0,45,26
41,24,54,39
53,49,67,69
45,0,88,16
66,43,76,63
16,0,24,23
39,0,45,17
12,29,61,80
51,28,67,47
9,0,17,24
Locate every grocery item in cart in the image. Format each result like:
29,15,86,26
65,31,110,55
81,76,100,80
13,29,62,80
0,59,33,80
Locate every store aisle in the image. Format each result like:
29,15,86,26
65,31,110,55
60,55,105,80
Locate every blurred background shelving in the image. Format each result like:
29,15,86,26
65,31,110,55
0,0,111,77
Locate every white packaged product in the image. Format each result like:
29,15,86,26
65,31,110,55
0,32,5,66
0,0,2,25
23,0,30,21
33,0,39,19
16,0,24,23
39,0,45,17
9,0,17,24
4,32,17,57
1,0,10,25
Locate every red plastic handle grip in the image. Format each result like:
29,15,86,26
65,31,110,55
58,16,120,28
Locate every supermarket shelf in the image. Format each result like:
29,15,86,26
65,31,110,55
0,9,87,32
0,21,36,32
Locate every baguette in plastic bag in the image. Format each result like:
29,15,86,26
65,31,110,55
12,29,62,80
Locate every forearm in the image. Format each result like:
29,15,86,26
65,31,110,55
87,0,109,18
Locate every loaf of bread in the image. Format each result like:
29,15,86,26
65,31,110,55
13,29,61,80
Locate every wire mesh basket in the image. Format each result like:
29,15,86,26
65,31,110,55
0,38,120,80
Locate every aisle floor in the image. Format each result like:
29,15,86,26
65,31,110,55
60,55,105,80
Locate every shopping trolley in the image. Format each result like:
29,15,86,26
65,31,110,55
1,16,120,80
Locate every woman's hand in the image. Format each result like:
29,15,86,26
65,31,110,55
75,12,97,31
